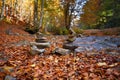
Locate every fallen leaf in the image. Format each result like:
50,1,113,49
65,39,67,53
30,64,36,67
97,62,107,66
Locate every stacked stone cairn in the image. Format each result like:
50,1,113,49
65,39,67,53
53,35,76,55
30,32,50,55
63,35,77,50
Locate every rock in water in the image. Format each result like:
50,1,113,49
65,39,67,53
4,75,16,80
75,47,86,53
53,48,71,55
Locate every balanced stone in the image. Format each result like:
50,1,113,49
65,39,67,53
53,48,71,55
35,38,48,43
63,43,77,50
66,35,76,43
30,45,45,55
30,42,50,49
36,32,45,38
30,34,50,55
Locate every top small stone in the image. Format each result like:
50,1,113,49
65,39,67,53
36,32,44,38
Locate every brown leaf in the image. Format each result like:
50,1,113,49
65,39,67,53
82,72,89,80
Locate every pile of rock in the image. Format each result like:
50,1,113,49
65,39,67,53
30,33,50,55
63,35,77,51
53,35,76,55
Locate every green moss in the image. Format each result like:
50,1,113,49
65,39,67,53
73,27,83,34
47,25,69,35
58,27,69,35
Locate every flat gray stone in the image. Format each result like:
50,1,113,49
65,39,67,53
75,47,86,53
53,48,71,55
63,43,77,50
30,42,50,48
30,45,45,55
36,32,45,38
4,75,16,80
35,38,48,43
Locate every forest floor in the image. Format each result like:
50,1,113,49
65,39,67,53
0,21,120,80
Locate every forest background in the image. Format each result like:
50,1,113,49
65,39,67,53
0,0,120,35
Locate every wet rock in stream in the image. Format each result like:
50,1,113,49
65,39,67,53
63,36,120,53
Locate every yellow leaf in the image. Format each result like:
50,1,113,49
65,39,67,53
97,62,107,66
3,66,14,72
30,64,36,67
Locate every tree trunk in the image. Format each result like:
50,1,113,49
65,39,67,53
64,2,76,35
64,2,69,30
10,0,13,17
38,0,44,31
14,0,18,16
0,0,6,20
34,0,38,27
68,9,76,35
19,0,23,21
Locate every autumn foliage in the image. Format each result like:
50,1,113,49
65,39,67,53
80,0,101,27
0,21,120,80
0,0,120,79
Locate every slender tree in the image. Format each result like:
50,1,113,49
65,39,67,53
34,0,38,27
0,0,6,20
63,0,75,34
14,0,18,16
60,0,87,34
38,0,44,31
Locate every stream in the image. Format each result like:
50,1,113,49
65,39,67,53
66,36,120,53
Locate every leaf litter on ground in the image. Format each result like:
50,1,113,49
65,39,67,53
0,22,120,80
